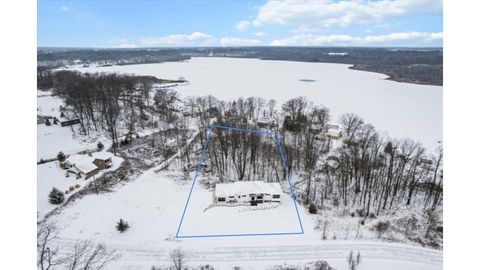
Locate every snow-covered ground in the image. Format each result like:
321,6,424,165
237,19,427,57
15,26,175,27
44,167,442,270
40,59,443,269
177,179,303,236
73,57,443,150
37,151,123,220
37,92,108,160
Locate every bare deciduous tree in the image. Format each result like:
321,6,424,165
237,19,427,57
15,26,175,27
170,248,186,270
65,240,120,270
37,223,64,270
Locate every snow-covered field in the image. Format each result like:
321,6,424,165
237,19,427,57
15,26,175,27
40,60,443,269
45,168,442,270
37,92,108,160
37,151,123,220
177,179,303,236
73,57,443,150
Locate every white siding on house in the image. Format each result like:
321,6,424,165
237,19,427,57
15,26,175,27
214,181,282,205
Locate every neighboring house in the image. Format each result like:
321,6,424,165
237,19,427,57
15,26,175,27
93,152,113,169
326,124,340,129
326,126,342,140
66,155,100,179
214,181,282,206
256,118,276,128
309,123,323,134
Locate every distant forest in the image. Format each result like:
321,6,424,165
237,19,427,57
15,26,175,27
38,47,443,86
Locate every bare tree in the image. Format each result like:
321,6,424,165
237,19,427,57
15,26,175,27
37,223,64,270
65,240,120,270
170,248,187,270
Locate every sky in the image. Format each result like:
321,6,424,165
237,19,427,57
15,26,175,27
38,0,443,48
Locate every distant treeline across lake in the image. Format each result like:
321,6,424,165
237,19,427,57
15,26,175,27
38,46,442,86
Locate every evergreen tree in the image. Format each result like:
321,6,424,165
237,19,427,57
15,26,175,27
45,118,51,126
48,187,64,204
57,151,66,162
116,219,129,233
97,141,104,150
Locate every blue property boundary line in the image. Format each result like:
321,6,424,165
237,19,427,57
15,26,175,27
274,133,305,234
175,125,304,238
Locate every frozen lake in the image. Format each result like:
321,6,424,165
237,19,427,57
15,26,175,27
75,57,442,150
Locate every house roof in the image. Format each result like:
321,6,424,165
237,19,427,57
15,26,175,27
327,129,341,137
67,155,98,173
215,181,282,197
93,151,113,160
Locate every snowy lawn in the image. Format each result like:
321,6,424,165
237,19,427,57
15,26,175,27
37,151,123,220
43,168,441,270
177,179,303,236
37,93,109,160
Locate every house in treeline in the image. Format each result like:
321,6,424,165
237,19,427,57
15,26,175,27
256,118,277,129
214,181,282,206
66,155,100,179
309,122,323,134
326,124,342,140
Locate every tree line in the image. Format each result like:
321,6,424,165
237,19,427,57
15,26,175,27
39,70,442,216
187,96,442,217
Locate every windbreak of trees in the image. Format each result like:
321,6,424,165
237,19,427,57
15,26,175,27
190,95,442,216
40,71,175,152
205,128,283,183
275,98,443,214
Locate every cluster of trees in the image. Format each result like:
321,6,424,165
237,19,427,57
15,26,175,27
318,113,443,216
277,103,443,217
37,47,189,68
37,223,119,270
39,71,182,152
40,69,442,217
188,95,442,218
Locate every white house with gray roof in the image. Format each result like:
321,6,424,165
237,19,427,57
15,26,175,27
214,181,282,206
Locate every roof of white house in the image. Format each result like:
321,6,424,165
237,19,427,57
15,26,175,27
67,155,98,173
215,181,282,197
257,118,274,124
327,129,341,137
93,151,113,160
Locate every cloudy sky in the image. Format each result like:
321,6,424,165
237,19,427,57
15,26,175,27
38,0,443,48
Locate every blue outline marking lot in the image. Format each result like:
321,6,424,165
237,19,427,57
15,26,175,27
175,125,304,238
